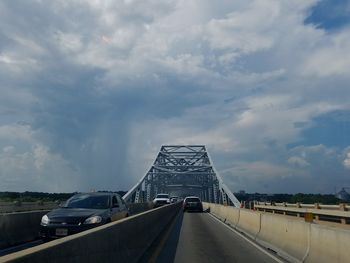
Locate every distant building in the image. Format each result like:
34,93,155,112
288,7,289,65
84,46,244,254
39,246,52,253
335,188,350,202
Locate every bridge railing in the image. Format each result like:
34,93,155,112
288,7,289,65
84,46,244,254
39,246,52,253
255,201,350,210
254,201,350,225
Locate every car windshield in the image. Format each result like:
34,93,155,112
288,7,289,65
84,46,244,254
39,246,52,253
186,197,200,202
156,194,169,198
62,194,110,209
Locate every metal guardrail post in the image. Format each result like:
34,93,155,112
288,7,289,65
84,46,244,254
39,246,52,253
296,202,301,217
339,203,347,224
339,203,347,211
304,212,313,223
314,203,320,221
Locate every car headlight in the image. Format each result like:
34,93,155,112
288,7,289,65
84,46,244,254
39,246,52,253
41,215,50,225
83,216,102,224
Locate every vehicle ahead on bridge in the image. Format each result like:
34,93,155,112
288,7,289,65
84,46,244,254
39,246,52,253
40,192,128,241
183,196,203,212
152,193,170,207
170,196,179,203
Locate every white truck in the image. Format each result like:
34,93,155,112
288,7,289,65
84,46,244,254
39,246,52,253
152,193,170,207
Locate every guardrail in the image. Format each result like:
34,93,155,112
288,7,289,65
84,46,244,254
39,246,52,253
255,201,350,210
204,202,350,263
254,202,350,225
0,202,58,214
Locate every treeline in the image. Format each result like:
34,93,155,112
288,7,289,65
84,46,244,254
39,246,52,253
0,191,128,202
274,193,340,204
235,193,341,204
1,191,341,204
0,192,75,202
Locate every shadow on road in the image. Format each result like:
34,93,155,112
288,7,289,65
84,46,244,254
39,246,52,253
155,211,184,263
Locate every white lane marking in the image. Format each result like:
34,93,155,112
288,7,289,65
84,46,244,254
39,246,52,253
207,213,286,263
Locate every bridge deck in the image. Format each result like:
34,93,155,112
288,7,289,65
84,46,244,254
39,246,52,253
153,212,284,263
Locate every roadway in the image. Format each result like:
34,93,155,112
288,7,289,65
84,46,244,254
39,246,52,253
152,211,285,263
1,209,286,262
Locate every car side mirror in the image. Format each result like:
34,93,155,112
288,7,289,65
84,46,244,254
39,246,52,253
113,203,119,208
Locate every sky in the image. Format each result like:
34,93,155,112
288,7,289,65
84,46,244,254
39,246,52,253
0,0,349,194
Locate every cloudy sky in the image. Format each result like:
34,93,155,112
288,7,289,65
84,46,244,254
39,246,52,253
0,0,349,194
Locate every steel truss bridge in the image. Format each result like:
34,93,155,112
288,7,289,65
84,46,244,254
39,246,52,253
123,145,240,207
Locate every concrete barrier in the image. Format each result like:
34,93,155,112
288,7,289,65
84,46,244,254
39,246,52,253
256,213,309,263
127,202,153,215
0,211,49,249
236,209,261,239
205,203,350,263
202,202,210,211
209,203,221,218
218,205,229,222
210,203,229,221
203,203,239,226
304,223,350,263
225,207,240,227
1,203,181,263
0,203,153,250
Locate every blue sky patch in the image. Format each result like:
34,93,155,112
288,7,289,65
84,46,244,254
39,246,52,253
304,0,350,31
290,110,350,148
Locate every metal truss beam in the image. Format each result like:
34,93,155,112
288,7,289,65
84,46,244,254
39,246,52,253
123,145,240,208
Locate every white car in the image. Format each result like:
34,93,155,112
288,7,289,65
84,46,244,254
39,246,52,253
170,196,179,203
153,193,170,207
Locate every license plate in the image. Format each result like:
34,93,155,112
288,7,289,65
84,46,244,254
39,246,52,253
55,228,68,236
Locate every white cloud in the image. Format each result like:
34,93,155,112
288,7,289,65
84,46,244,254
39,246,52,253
2,146,15,154
56,32,84,53
288,156,310,168
303,30,350,77
230,161,295,178
0,124,81,192
0,124,33,142
343,151,350,169
0,0,349,193
205,0,279,53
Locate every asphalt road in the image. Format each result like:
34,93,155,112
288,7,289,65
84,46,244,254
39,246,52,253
154,212,285,263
